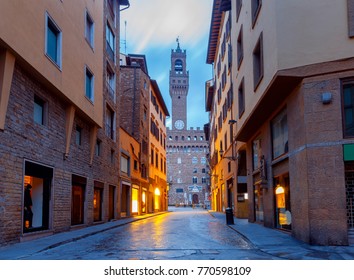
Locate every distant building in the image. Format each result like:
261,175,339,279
167,41,210,207
120,54,169,214
119,127,144,216
120,53,151,216
149,80,169,212
206,0,354,245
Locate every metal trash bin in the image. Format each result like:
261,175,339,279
225,207,234,225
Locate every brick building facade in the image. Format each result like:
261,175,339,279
120,54,169,214
0,0,129,246
120,54,151,215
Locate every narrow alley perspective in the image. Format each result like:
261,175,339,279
2,0,354,278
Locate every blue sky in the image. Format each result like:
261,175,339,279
120,0,213,129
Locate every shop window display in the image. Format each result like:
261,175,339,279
23,161,52,233
274,174,291,230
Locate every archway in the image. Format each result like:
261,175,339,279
192,194,199,204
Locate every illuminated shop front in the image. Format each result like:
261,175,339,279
141,190,147,213
132,185,139,215
154,188,161,211
23,161,53,233
274,174,291,230
212,187,221,212
221,183,225,212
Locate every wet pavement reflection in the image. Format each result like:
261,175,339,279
24,208,278,260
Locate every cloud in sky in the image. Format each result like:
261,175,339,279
120,0,213,128
122,0,213,52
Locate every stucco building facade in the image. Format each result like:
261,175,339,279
206,0,354,245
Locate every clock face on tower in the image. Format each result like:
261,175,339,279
174,120,185,130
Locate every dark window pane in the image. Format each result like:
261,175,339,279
47,21,58,62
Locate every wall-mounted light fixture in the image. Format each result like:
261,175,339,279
219,120,237,161
321,92,332,104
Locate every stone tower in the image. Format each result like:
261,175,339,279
167,40,210,208
169,38,189,131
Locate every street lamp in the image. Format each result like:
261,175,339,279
219,120,237,161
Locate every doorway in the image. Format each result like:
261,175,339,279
23,161,52,233
254,183,264,223
121,183,130,217
274,174,291,230
71,175,86,226
192,194,199,204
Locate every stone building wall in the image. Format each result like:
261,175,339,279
167,128,209,206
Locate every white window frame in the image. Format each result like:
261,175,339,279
121,154,130,174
